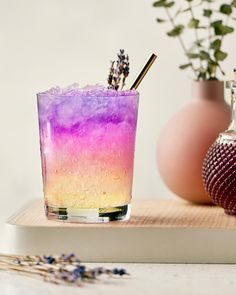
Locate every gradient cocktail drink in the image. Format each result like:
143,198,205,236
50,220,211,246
37,84,139,222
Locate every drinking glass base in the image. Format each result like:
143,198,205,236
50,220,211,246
45,203,131,223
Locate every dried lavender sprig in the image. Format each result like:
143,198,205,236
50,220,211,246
107,49,130,90
0,253,129,286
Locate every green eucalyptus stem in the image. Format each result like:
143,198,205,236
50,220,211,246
164,7,198,78
221,15,230,43
207,1,212,78
217,13,231,77
188,1,203,70
207,3,217,80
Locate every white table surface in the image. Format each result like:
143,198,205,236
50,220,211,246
1,263,236,295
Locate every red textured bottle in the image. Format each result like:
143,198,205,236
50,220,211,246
203,74,236,215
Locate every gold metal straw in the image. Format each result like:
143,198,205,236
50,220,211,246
130,53,157,90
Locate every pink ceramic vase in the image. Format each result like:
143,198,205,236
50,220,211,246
157,81,231,204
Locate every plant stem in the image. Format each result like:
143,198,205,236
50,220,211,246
188,1,203,71
207,1,213,79
217,14,230,78
164,7,198,79
221,15,230,43
207,4,211,52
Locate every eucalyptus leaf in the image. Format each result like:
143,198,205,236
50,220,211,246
153,0,174,8
214,50,228,61
203,9,212,17
165,1,174,8
156,18,166,23
210,39,221,50
167,25,184,37
211,20,234,35
153,0,166,7
186,53,199,59
188,18,200,28
219,4,232,15
199,50,210,60
179,63,192,69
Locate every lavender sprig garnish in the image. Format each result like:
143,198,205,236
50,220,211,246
107,49,130,90
0,253,129,286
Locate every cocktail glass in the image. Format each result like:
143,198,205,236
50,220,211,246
37,85,139,222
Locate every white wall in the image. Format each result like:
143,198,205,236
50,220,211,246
0,0,235,215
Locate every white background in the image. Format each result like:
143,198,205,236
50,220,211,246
0,0,235,221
